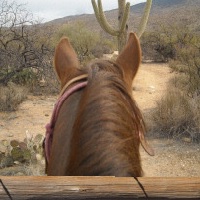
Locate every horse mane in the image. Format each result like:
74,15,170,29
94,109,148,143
67,59,145,177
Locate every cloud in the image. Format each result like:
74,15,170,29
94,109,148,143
8,0,146,22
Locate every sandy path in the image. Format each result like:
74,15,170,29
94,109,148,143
133,62,174,110
0,96,56,141
0,63,200,176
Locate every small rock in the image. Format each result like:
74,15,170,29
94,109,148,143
8,134,14,137
0,143,6,153
148,86,156,93
182,137,191,143
149,86,155,89
0,123,4,127
15,172,25,176
8,114,18,120
36,154,42,161
40,159,45,165
132,86,141,91
14,161,20,165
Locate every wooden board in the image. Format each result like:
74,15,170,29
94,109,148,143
0,176,200,199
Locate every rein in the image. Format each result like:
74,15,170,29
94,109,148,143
44,75,88,163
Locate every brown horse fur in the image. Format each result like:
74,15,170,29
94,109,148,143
46,33,149,176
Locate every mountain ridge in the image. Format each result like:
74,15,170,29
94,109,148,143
46,0,200,34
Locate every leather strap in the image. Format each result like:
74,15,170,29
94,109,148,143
59,74,88,97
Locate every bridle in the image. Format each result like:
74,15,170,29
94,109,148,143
44,74,88,163
59,74,88,97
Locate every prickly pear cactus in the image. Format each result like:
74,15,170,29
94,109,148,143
0,133,44,168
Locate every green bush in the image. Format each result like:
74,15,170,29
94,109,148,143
11,69,38,86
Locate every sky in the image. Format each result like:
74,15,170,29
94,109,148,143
7,0,146,22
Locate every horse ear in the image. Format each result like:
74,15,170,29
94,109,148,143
54,37,80,87
116,32,141,86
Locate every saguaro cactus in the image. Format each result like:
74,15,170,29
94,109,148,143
91,0,152,52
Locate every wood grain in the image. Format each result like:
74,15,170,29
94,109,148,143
0,177,199,199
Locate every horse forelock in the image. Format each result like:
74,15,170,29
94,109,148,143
87,60,124,79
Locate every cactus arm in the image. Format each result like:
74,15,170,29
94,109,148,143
91,0,101,23
119,2,130,33
136,0,152,38
91,0,133,52
91,0,119,36
97,0,119,36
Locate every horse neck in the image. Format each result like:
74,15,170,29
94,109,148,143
67,72,142,176
47,89,84,175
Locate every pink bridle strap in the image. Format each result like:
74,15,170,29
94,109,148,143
44,80,88,163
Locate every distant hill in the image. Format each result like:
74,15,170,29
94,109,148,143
130,0,200,32
132,0,188,11
46,0,200,34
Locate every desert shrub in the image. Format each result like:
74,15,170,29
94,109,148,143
91,39,114,58
141,31,176,62
141,23,200,63
0,0,56,95
169,35,200,96
11,68,38,87
0,0,54,86
168,60,185,73
0,82,28,111
54,22,114,63
55,22,98,63
151,87,200,141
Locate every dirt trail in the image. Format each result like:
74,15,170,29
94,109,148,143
0,96,55,141
133,62,173,110
0,63,200,176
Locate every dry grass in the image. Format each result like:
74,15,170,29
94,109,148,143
0,82,28,111
21,163,45,176
0,163,45,176
150,86,200,142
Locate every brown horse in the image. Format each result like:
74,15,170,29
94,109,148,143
44,32,154,176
